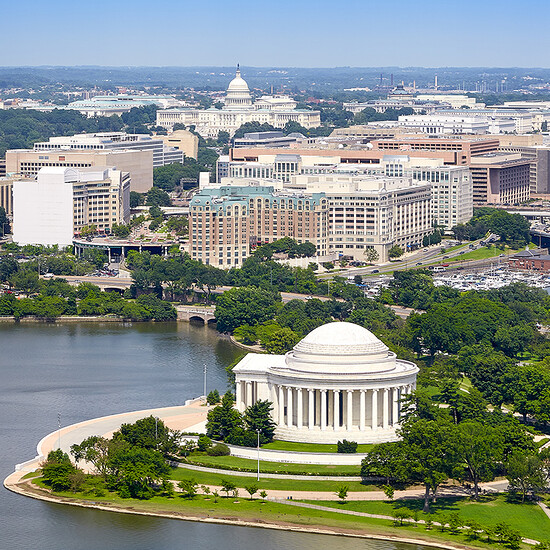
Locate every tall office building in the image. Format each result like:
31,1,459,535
13,166,130,247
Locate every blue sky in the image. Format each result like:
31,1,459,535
3,0,550,67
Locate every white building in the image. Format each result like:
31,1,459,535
65,94,183,117
397,113,520,135
233,322,418,444
13,166,130,247
291,175,432,261
156,68,321,138
33,132,183,168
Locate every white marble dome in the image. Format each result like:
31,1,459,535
227,69,250,92
293,322,388,356
283,321,396,375
233,320,418,443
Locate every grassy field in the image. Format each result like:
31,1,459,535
184,454,361,476
307,495,550,542
171,466,375,492
28,479,540,549
263,440,374,453
450,246,509,262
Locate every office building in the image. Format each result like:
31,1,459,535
12,166,130,246
32,132,183,168
290,175,432,262
469,154,530,204
6,148,153,193
155,129,199,160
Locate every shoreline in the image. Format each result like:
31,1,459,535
3,478,478,550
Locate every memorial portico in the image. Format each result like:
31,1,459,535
233,322,418,444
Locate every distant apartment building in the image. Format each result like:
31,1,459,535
12,166,130,247
469,154,530,205
6,148,153,193
155,129,199,160
32,132,182,168
189,185,329,267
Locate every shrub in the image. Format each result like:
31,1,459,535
337,440,358,453
197,434,212,452
207,443,230,456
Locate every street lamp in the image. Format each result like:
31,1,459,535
256,428,261,481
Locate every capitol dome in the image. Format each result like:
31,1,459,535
227,68,250,93
225,66,253,110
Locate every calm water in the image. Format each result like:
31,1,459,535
0,321,427,550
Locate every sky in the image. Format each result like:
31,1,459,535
3,0,550,68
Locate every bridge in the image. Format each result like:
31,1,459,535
175,306,216,324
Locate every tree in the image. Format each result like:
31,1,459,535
206,389,220,405
506,451,547,502
264,327,301,354
245,484,258,500
215,287,281,333
146,187,171,207
113,416,179,456
456,422,503,499
178,479,198,498
388,245,404,259
364,248,379,263
130,191,144,208
336,486,349,502
361,441,410,484
206,392,244,440
244,400,276,443
221,479,236,498
399,418,458,512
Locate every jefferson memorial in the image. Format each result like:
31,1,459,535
233,322,418,444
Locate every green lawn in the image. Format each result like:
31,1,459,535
185,454,360,476
171,466,375,492
29,480,535,549
307,495,550,542
263,440,373,453
450,247,508,262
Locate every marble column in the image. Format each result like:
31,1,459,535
246,381,252,408
278,385,285,427
333,390,339,430
308,389,314,429
392,387,399,426
371,389,378,430
287,386,293,428
347,390,353,430
359,390,366,431
320,390,327,430
382,388,389,429
297,388,303,429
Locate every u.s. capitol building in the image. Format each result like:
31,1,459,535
156,67,321,138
